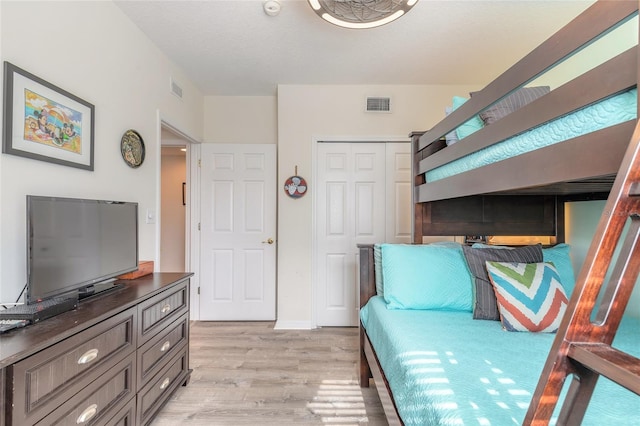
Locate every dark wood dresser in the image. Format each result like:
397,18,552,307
0,272,192,426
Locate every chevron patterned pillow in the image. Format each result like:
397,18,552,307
485,261,569,332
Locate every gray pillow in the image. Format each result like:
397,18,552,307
474,86,550,125
374,244,384,297
462,244,543,320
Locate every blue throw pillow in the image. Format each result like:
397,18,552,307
542,244,576,296
381,244,473,311
452,96,485,140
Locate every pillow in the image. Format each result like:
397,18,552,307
485,261,569,332
462,244,543,320
381,243,473,311
373,244,384,297
452,96,485,140
476,86,550,125
444,106,460,146
542,244,576,297
471,242,576,297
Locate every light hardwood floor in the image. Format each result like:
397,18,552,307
152,321,388,425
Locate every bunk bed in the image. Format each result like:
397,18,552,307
359,1,640,424
411,0,638,244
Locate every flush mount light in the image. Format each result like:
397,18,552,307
308,0,418,29
264,0,281,17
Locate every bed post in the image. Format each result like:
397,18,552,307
411,132,426,244
358,243,375,387
556,197,566,243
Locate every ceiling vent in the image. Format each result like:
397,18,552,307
170,77,183,99
366,96,391,113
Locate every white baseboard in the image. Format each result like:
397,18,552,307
274,320,314,330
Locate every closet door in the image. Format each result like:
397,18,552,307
385,142,412,243
315,142,410,327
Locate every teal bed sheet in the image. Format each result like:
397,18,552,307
426,89,637,183
360,296,640,425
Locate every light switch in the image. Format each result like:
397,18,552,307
146,209,156,224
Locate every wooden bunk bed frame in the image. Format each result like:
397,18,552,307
359,1,640,424
412,0,638,244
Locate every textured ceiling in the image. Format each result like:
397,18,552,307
115,0,594,96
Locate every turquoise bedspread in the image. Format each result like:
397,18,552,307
426,89,638,182
361,295,640,425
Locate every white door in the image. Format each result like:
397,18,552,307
385,142,413,244
199,144,276,320
317,142,413,326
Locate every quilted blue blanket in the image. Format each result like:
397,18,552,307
361,296,640,425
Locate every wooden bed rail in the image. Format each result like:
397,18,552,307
525,114,640,425
411,132,568,242
357,243,404,425
418,48,637,178
358,244,375,385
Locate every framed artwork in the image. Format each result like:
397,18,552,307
2,61,95,171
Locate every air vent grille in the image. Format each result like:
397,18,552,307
366,96,391,113
170,77,183,99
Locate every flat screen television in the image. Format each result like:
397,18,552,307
27,195,138,303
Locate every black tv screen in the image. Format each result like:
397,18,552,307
27,196,138,303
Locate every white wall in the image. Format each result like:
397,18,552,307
532,16,637,89
0,1,203,302
276,84,479,327
204,96,277,143
566,201,640,318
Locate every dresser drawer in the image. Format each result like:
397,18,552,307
137,313,189,388
138,280,188,345
11,308,136,425
35,353,135,426
137,349,189,426
103,397,136,426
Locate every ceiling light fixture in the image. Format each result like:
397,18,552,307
308,0,418,29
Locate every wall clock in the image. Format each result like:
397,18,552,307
121,129,145,168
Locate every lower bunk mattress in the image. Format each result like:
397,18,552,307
360,295,640,425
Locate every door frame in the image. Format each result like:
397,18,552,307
311,135,410,329
158,116,201,320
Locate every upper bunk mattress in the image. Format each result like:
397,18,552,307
426,89,637,183
360,295,640,426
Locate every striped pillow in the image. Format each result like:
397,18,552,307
486,261,569,332
476,86,550,125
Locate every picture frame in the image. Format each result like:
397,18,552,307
2,61,95,171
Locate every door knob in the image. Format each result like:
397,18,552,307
262,238,274,245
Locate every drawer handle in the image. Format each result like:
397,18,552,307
76,403,98,424
161,304,172,313
160,377,171,390
77,349,99,365
160,341,171,352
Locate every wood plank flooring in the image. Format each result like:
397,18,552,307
152,321,388,425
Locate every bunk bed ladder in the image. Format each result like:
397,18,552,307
524,122,640,425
